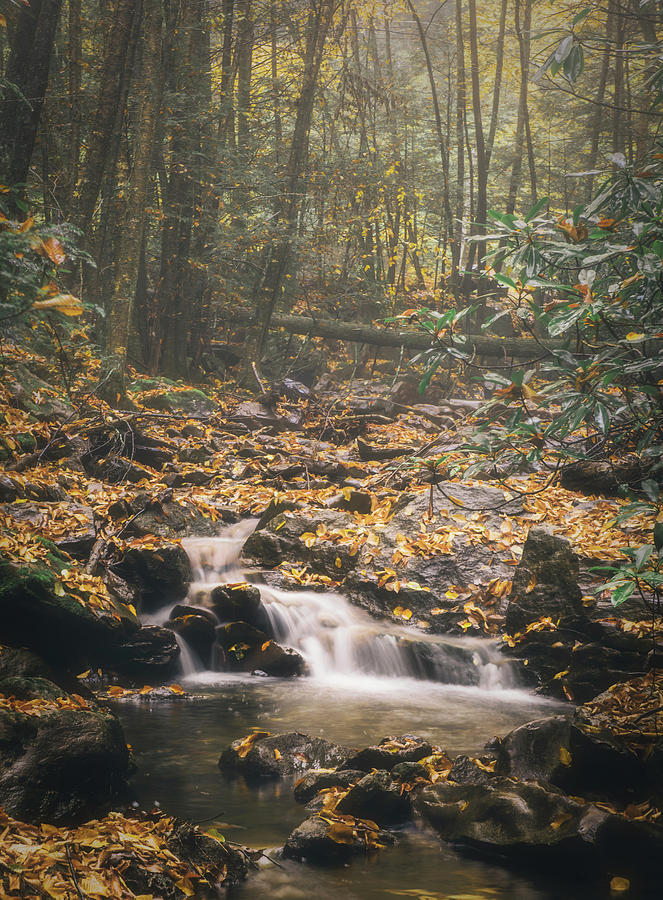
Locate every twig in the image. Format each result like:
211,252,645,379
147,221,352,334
65,843,86,900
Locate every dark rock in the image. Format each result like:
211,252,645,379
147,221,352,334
215,620,304,675
120,494,221,539
326,490,373,514
219,731,353,779
448,755,496,785
282,378,311,400
169,603,217,625
392,761,429,782
335,770,411,825
356,438,411,461
0,705,130,825
560,460,645,498
417,777,663,882
167,614,216,665
107,625,180,680
0,647,93,700
294,769,364,804
178,444,214,463
210,583,266,627
495,715,649,801
8,365,74,422
283,815,384,863
111,542,192,613
0,553,130,668
505,528,583,632
81,453,153,484
344,735,432,772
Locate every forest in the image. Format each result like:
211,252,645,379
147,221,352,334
1,0,663,897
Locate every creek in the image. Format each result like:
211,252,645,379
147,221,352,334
116,527,596,899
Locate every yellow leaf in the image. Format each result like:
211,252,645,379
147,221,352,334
559,746,572,766
261,640,271,651
33,293,84,316
168,684,184,695
37,236,66,265
327,821,356,845
610,876,630,893
625,332,645,341
274,748,281,759
0,14,6,27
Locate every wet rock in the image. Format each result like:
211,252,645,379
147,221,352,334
169,603,217,626
495,715,648,801
356,438,412,461
215,621,304,675
336,770,411,825
283,815,387,864
0,705,130,825
219,731,353,779
504,617,648,703
210,583,267,628
448,755,496,786
417,777,591,858
106,625,180,681
294,769,364,804
417,777,663,883
167,614,216,665
0,648,94,701
117,493,223,539
392,761,429,782
344,735,432,772
0,552,130,668
110,542,192,613
505,528,583,632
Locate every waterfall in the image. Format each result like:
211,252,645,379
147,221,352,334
148,530,518,690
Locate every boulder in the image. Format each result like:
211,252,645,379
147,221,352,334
0,553,131,669
335,770,411,825
294,769,364,804
0,647,94,701
110,543,192,613
495,715,649,800
216,621,304,676
344,735,432,772
447,755,496,786
167,614,216,665
417,777,663,883
505,528,583,632
143,389,216,417
0,705,130,825
283,815,388,864
106,625,180,681
219,731,353,779
210,583,267,628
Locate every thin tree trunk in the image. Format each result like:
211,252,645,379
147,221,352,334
406,0,454,276
465,0,488,273
236,0,253,152
454,0,467,280
255,0,336,361
103,0,163,403
0,0,63,210
67,0,82,206
586,6,613,199
507,0,532,214
73,0,138,232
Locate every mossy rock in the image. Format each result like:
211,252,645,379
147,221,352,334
0,554,132,668
0,705,130,825
142,389,216,417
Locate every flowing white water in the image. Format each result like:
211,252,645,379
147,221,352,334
150,530,517,689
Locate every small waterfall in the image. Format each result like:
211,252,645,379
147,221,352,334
174,633,201,678
140,530,518,690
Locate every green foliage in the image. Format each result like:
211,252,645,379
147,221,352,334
0,188,92,327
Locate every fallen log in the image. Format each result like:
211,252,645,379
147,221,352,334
223,309,564,359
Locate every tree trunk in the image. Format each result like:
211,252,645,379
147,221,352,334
103,0,163,404
73,0,138,232
507,0,532,214
465,0,488,273
255,0,336,361
0,0,63,209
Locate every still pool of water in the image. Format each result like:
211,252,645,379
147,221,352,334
113,673,610,900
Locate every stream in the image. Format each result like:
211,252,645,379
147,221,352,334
116,527,597,899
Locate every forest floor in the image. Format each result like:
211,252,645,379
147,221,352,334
1,332,662,897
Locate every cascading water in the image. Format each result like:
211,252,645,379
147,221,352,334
148,528,519,690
